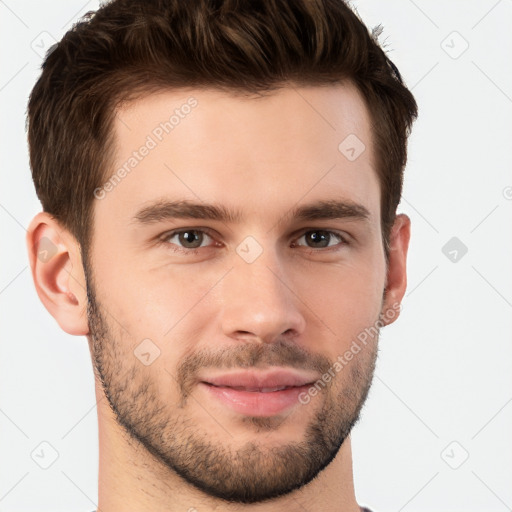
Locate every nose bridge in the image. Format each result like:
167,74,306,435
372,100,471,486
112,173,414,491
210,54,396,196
220,243,306,342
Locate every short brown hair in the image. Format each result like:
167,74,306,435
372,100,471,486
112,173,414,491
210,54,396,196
27,0,417,262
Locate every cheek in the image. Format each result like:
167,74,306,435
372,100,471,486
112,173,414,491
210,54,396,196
289,256,385,351
91,264,227,405
94,261,228,349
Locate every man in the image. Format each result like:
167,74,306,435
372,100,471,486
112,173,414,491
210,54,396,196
26,0,417,510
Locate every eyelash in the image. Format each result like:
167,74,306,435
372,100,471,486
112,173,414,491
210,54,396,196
157,228,350,255
158,228,219,255
292,230,349,253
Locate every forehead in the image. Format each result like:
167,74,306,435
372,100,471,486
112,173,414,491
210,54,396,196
96,83,379,228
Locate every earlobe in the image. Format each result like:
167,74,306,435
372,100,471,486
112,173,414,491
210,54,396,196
26,212,89,336
381,213,411,326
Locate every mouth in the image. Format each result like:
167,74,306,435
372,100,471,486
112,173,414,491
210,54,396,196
201,368,318,389
205,384,301,392
198,369,318,417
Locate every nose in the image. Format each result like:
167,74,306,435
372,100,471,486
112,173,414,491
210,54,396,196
219,248,306,344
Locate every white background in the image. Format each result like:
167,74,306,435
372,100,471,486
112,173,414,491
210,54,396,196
1,1,511,511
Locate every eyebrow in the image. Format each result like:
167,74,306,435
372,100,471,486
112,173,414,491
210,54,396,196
131,199,370,226
132,200,243,224
291,199,370,223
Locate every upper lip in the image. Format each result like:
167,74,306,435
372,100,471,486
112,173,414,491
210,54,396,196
200,369,319,390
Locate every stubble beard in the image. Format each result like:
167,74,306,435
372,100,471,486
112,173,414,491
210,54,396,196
85,264,379,504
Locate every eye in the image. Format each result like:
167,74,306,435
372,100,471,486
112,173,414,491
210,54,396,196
160,229,216,250
293,230,347,249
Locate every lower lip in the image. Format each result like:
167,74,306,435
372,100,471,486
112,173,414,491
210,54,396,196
200,382,312,417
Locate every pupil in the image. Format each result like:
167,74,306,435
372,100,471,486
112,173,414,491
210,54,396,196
307,231,329,248
179,231,202,248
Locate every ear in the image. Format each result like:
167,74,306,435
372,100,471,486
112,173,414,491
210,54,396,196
381,213,411,326
26,212,89,336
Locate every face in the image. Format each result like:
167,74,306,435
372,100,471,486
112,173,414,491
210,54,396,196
86,83,391,503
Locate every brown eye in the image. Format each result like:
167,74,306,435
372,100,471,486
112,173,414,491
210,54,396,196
295,230,346,249
163,229,213,250
305,231,331,247
177,230,204,248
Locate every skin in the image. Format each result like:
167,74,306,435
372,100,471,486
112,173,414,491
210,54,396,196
27,82,410,512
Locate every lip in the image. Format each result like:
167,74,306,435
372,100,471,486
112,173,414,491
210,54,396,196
199,369,319,417
201,368,319,389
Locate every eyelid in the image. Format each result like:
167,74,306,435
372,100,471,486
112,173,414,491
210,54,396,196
156,227,350,252
158,227,219,246
292,228,350,247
